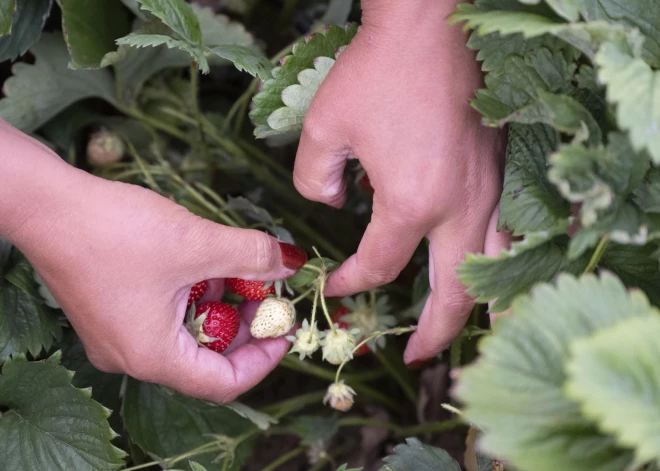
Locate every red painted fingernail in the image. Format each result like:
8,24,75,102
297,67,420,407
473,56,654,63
407,358,433,370
279,242,308,270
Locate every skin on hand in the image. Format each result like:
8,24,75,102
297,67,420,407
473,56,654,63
293,0,511,365
0,122,305,403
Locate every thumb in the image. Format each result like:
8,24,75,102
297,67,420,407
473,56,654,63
186,220,307,282
293,100,351,208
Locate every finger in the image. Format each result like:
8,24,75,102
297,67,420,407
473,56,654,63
188,222,307,282
152,323,290,404
293,108,350,208
403,225,485,365
225,300,260,354
483,207,513,322
325,206,427,297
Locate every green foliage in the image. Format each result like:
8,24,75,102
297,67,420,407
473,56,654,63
57,0,132,69
0,251,63,360
566,315,660,466
0,32,116,132
456,273,657,471
379,438,462,471
122,379,254,470
286,415,339,445
0,353,126,470
250,23,358,138
0,0,16,36
0,0,51,62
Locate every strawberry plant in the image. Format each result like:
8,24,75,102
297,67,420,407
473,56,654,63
0,0,659,470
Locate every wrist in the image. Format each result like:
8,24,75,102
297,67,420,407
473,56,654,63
0,123,85,247
361,0,463,35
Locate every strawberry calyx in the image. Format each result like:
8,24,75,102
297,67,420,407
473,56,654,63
184,304,221,347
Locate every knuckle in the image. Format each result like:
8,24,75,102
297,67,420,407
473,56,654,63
87,353,117,374
357,262,401,285
250,231,279,272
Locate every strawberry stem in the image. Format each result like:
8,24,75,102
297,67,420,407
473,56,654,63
308,287,320,342
333,326,418,384
291,287,314,305
317,273,336,335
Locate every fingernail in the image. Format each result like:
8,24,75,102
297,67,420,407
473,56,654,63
406,358,433,370
279,242,308,270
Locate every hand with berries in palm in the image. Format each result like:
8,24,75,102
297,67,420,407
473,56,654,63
0,120,307,403
293,0,512,366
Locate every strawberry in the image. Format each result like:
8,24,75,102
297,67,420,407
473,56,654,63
187,280,209,306
250,298,296,338
226,278,276,301
188,301,240,354
332,306,370,356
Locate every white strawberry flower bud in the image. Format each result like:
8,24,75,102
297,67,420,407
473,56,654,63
323,380,356,412
286,319,322,360
250,297,296,339
321,326,359,365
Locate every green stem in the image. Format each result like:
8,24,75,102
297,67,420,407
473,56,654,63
261,446,306,471
306,287,320,342
291,287,315,305
261,391,326,417
194,181,247,227
190,61,207,154
121,106,194,145
334,326,418,383
584,235,610,273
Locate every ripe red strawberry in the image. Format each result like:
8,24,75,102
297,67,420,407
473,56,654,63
190,301,240,354
226,278,276,301
331,306,370,356
187,280,209,306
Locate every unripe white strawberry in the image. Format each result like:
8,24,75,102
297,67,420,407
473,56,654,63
321,326,359,365
323,380,356,412
250,297,296,338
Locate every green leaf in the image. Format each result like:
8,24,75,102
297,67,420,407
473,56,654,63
286,415,339,446
189,463,209,471
208,44,272,80
566,315,660,466
497,89,602,145
634,168,660,214
459,232,587,312
60,332,124,433
455,273,657,471
336,465,362,471
379,438,461,471
135,0,201,45
122,378,254,470
0,0,16,35
0,0,52,62
451,3,634,60
266,56,335,133
287,257,338,289
498,124,570,235
250,23,358,138
601,243,660,307
596,39,660,164
223,402,278,431
114,5,256,100
0,353,125,470
0,32,116,132
525,0,581,22
115,20,209,72
548,134,650,227
580,0,660,66
0,251,63,360
57,0,132,69
472,48,575,123
322,0,354,26
568,199,660,258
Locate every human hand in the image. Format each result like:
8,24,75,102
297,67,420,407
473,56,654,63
292,0,510,365
2,126,306,403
